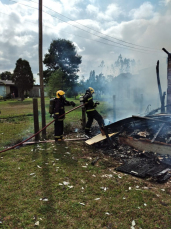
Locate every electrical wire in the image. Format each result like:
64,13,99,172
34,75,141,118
8,0,162,53
26,0,160,51
0,11,160,55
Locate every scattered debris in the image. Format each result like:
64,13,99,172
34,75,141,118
79,202,85,206
35,221,39,226
88,117,171,183
91,157,100,166
39,198,48,201
131,220,136,229
116,153,171,183
105,212,110,215
101,174,113,178
63,181,70,185
100,187,108,191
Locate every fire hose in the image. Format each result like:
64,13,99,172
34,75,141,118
0,104,84,154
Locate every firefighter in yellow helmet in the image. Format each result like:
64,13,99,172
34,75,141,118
53,90,75,142
83,87,105,135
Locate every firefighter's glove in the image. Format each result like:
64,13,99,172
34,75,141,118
95,101,100,105
70,101,76,107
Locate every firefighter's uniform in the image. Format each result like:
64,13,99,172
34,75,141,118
83,87,104,134
53,90,75,141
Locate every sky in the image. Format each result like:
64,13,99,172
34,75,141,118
0,0,171,84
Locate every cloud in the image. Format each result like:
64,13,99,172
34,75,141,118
86,4,99,15
86,3,122,21
129,2,155,19
59,0,83,15
44,0,63,13
159,0,171,5
0,0,171,88
105,4,122,18
89,0,96,3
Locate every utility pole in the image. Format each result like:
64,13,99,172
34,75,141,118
162,48,171,113
39,0,46,138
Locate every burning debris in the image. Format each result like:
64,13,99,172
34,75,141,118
116,152,171,183
86,113,171,183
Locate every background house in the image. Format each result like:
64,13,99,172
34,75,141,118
0,80,18,98
0,80,46,98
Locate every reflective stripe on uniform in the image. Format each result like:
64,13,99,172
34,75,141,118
86,109,95,112
61,107,64,109
55,136,63,139
55,112,59,114
88,97,92,101
58,119,64,121
85,127,90,130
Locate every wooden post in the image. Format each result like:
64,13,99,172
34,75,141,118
113,95,116,122
162,48,171,113
80,95,86,129
82,107,86,129
33,98,40,141
39,0,46,138
167,54,171,113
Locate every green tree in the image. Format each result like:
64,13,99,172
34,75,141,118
12,58,34,101
46,69,65,98
43,39,82,88
0,71,13,80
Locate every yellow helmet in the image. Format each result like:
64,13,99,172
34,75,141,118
56,90,65,98
89,87,95,94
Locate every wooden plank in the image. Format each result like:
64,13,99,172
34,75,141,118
119,136,171,156
151,123,165,143
132,115,171,124
23,138,88,145
85,133,118,145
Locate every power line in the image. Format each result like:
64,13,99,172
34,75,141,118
25,0,160,51
0,10,155,55
45,13,157,53
38,1,160,51
22,0,161,52
9,0,162,53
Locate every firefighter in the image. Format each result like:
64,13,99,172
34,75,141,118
53,90,75,142
83,87,105,135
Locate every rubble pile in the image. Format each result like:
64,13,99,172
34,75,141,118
87,116,171,183
121,115,171,144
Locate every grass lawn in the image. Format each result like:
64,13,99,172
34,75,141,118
0,98,171,229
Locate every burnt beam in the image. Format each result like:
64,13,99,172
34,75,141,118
162,48,171,57
151,123,165,143
132,115,171,125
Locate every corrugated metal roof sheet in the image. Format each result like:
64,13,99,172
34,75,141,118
0,80,14,85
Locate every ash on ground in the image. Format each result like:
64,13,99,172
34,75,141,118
83,126,171,183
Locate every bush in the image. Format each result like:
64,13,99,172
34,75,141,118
3,93,11,100
66,88,78,98
0,95,3,100
64,121,72,134
66,88,73,98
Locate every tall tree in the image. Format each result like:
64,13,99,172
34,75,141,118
43,39,82,88
0,71,13,80
46,69,65,98
12,58,34,100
